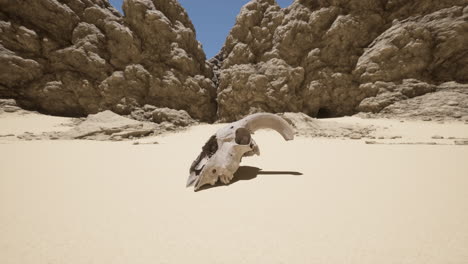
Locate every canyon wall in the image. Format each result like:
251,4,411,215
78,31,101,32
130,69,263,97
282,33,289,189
1,0,467,122
215,0,468,121
0,0,216,121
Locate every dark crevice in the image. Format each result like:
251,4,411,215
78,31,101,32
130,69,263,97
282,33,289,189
316,107,333,118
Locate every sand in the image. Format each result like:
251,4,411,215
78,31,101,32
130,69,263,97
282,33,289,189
1,111,468,264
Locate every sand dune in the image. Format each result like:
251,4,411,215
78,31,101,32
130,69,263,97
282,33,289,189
1,111,468,263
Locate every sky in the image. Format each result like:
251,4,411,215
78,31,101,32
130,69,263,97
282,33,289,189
109,0,293,58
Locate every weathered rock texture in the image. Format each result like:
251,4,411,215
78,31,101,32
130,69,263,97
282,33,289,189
0,98,22,113
2,0,467,123
280,112,376,138
0,0,216,121
216,0,468,121
129,104,196,126
14,110,186,141
377,82,468,120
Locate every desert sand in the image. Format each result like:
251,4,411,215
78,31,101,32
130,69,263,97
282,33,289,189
1,110,468,264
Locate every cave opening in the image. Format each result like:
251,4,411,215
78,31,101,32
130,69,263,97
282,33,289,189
316,108,332,119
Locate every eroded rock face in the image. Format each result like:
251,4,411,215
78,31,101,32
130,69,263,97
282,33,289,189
279,112,376,139
377,82,468,120
216,0,468,121
0,0,216,121
2,0,467,123
357,79,437,113
129,104,196,126
217,58,304,121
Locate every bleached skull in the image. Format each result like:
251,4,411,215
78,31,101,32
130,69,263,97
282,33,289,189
187,113,295,190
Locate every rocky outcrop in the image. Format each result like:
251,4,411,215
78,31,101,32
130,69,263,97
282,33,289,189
13,110,188,141
357,79,437,113
280,112,377,139
377,82,468,120
2,0,467,123
0,0,216,121
129,104,196,126
216,0,468,121
62,110,158,140
0,98,23,114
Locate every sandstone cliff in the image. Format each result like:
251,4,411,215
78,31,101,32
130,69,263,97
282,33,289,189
1,0,467,123
215,0,468,121
0,0,216,121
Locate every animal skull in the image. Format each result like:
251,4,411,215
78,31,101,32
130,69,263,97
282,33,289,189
187,113,295,190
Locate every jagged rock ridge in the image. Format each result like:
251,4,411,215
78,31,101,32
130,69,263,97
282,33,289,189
0,0,216,121
215,0,468,121
1,0,467,123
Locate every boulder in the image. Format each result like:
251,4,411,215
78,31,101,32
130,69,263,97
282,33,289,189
151,108,195,127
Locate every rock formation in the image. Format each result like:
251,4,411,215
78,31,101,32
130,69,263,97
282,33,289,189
216,0,468,121
280,112,376,138
130,104,196,126
0,0,216,121
376,82,468,120
12,110,190,141
1,0,467,123
0,98,21,113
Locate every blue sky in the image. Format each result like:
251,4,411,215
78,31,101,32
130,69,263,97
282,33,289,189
109,0,293,58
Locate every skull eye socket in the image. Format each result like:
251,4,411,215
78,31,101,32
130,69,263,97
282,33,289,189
235,128,251,145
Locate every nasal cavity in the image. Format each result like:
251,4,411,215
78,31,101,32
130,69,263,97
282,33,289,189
235,128,251,145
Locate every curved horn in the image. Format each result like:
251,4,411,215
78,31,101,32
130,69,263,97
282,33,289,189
239,113,294,140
